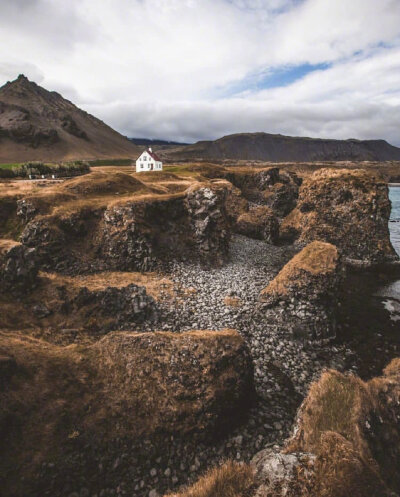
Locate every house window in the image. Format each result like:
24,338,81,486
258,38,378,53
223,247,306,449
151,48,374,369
143,156,147,161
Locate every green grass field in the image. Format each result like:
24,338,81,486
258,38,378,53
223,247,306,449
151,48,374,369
0,163,21,170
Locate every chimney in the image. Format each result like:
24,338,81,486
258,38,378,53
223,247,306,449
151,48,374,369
148,147,152,153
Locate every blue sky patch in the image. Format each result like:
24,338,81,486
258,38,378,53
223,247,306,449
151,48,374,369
218,62,331,98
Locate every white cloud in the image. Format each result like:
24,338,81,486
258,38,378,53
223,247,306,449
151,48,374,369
0,0,400,144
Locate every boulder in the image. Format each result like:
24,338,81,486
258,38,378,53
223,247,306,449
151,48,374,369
251,448,315,497
94,329,254,437
280,168,397,265
0,329,254,495
259,241,342,339
236,206,279,243
0,240,37,294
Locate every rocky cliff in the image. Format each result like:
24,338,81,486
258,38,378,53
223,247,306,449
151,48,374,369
260,241,343,340
19,179,238,272
280,168,397,265
0,329,253,496
169,358,400,497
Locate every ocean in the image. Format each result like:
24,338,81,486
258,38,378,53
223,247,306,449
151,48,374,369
389,186,400,256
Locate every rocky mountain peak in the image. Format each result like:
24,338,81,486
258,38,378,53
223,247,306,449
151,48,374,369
0,75,140,162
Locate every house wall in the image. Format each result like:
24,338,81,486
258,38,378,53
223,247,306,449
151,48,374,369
135,151,163,173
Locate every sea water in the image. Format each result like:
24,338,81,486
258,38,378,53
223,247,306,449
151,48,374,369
377,186,400,311
389,185,400,256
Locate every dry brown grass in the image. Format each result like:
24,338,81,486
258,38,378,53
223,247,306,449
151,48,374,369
60,171,149,195
165,461,255,497
283,362,400,496
224,296,243,308
260,241,338,299
40,270,176,301
0,238,20,253
287,370,367,453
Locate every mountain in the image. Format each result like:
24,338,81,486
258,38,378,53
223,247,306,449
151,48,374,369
129,138,190,146
0,75,140,163
162,132,400,162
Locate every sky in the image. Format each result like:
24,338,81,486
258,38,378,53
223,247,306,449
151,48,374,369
1,0,400,145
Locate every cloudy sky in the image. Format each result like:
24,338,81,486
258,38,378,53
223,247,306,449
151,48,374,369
1,0,400,144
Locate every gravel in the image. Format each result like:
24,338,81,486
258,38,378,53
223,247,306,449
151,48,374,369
37,235,360,497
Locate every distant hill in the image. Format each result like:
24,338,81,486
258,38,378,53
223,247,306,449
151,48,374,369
129,138,189,147
0,75,140,163
162,132,400,162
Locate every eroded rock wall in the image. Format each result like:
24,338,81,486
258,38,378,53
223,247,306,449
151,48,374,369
259,241,343,340
19,181,239,273
0,240,37,294
280,169,397,265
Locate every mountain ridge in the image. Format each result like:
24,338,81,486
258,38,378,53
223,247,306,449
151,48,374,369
162,131,400,162
0,75,140,163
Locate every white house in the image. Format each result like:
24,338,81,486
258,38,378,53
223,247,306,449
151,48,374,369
135,148,163,172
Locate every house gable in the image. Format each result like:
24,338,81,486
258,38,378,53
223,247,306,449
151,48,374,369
135,148,163,172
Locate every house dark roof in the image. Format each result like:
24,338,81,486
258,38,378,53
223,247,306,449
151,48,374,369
145,148,162,162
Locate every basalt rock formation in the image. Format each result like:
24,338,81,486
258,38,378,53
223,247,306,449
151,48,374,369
171,359,400,497
20,180,237,273
236,206,279,243
0,240,37,294
0,75,140,162
280,169,397,265
0,329,253,496
251,359,400,497
260,241,342,340
226,168,301,217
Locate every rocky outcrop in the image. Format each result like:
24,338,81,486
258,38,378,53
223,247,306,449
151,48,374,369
63,284,158,332
173,359,400,497
185,183,232,265
260,241,342,340
94,329,254,437
250,360,400,497
20,182,236,273
236,206,279,243
280,169,397,265
0,329,253,496
226,168,301,216
0,240,37,294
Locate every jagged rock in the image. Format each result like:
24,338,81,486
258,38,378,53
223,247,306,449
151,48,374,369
280,168,397,265
67,284,157,331
0,240,37,294
19,182,234,274
250,362,400,496
236,206,279,243
259,241,342,339
16,198,37,222
100,202,156,272
251,448,315,497
185,184,231,265
226,168,301,216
